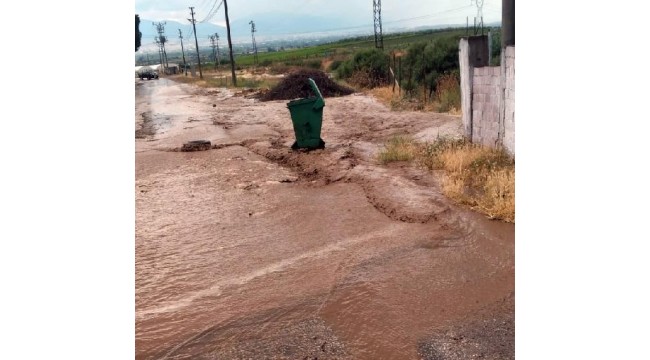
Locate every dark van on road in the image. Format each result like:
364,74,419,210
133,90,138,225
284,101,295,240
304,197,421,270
137,67,159,80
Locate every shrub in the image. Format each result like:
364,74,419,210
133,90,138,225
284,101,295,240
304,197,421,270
336,61,353,79
336,48,390,88
401,36,460,96
435,72,461,112
328,60,343,71
305,60,322,70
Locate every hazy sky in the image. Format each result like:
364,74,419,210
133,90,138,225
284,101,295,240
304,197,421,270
135,0,502,31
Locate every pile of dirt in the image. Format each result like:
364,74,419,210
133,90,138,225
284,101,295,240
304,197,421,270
260,69,354,101
181,140,211,152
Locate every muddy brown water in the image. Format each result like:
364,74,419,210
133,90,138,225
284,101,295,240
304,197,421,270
135,78,514,359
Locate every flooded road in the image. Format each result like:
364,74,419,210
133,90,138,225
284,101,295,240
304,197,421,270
135,77,514,359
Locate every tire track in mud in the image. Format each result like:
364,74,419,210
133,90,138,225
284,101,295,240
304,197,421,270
241,137,457,226
153,133,468,228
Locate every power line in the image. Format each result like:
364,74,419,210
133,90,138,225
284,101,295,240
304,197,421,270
137,6,474,41
200,0,224,23
255,5,474,38
197,0,211,12
383,5,474,25
138,4,476,50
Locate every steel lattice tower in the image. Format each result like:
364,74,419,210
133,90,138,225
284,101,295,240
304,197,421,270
471,0,485,34
373,0,383,50
249,20,258,65
153,21,169,69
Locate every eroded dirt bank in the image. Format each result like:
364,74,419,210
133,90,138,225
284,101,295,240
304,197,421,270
135,78,514,359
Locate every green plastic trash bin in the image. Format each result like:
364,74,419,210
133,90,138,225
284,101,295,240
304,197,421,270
287,78,326,150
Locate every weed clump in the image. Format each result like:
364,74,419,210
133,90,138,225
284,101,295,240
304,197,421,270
378,135,417,163
418,137,515,222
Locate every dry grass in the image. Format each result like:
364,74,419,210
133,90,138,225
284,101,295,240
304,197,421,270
377,135,417,164
369,86,397,105
419,137,515,222
379,135,515,222
169,70,279,90
368,85,459,114
435,74,461,113
368,86,431,111
477,168,515,221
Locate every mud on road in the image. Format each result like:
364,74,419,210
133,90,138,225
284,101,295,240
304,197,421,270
135,78,514,359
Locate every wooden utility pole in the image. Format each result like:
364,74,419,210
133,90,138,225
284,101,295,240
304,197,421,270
178,29,188,76
223,0,237,86
188,7,203,79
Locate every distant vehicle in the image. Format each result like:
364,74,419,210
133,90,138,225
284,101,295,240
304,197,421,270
138,69,159,80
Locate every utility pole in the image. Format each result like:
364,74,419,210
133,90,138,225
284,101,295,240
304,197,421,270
223,0,237,86
156,41,163,70
153,22,169,71
215,33,221,67
179,29,188,76
249,20,258,65
209,34,218,70
373,0,384,50
188,7,203,79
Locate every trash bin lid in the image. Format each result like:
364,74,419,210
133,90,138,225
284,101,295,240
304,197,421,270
308,78,325,110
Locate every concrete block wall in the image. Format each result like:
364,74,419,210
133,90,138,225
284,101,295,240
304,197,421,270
502,46,515,154
472,66,502,147
459,36,515,156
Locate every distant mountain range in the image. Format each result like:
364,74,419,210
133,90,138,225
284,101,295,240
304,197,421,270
139,12,359,45
138,11,500,53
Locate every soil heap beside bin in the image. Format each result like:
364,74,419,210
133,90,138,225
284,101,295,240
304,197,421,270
261,69,354,101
